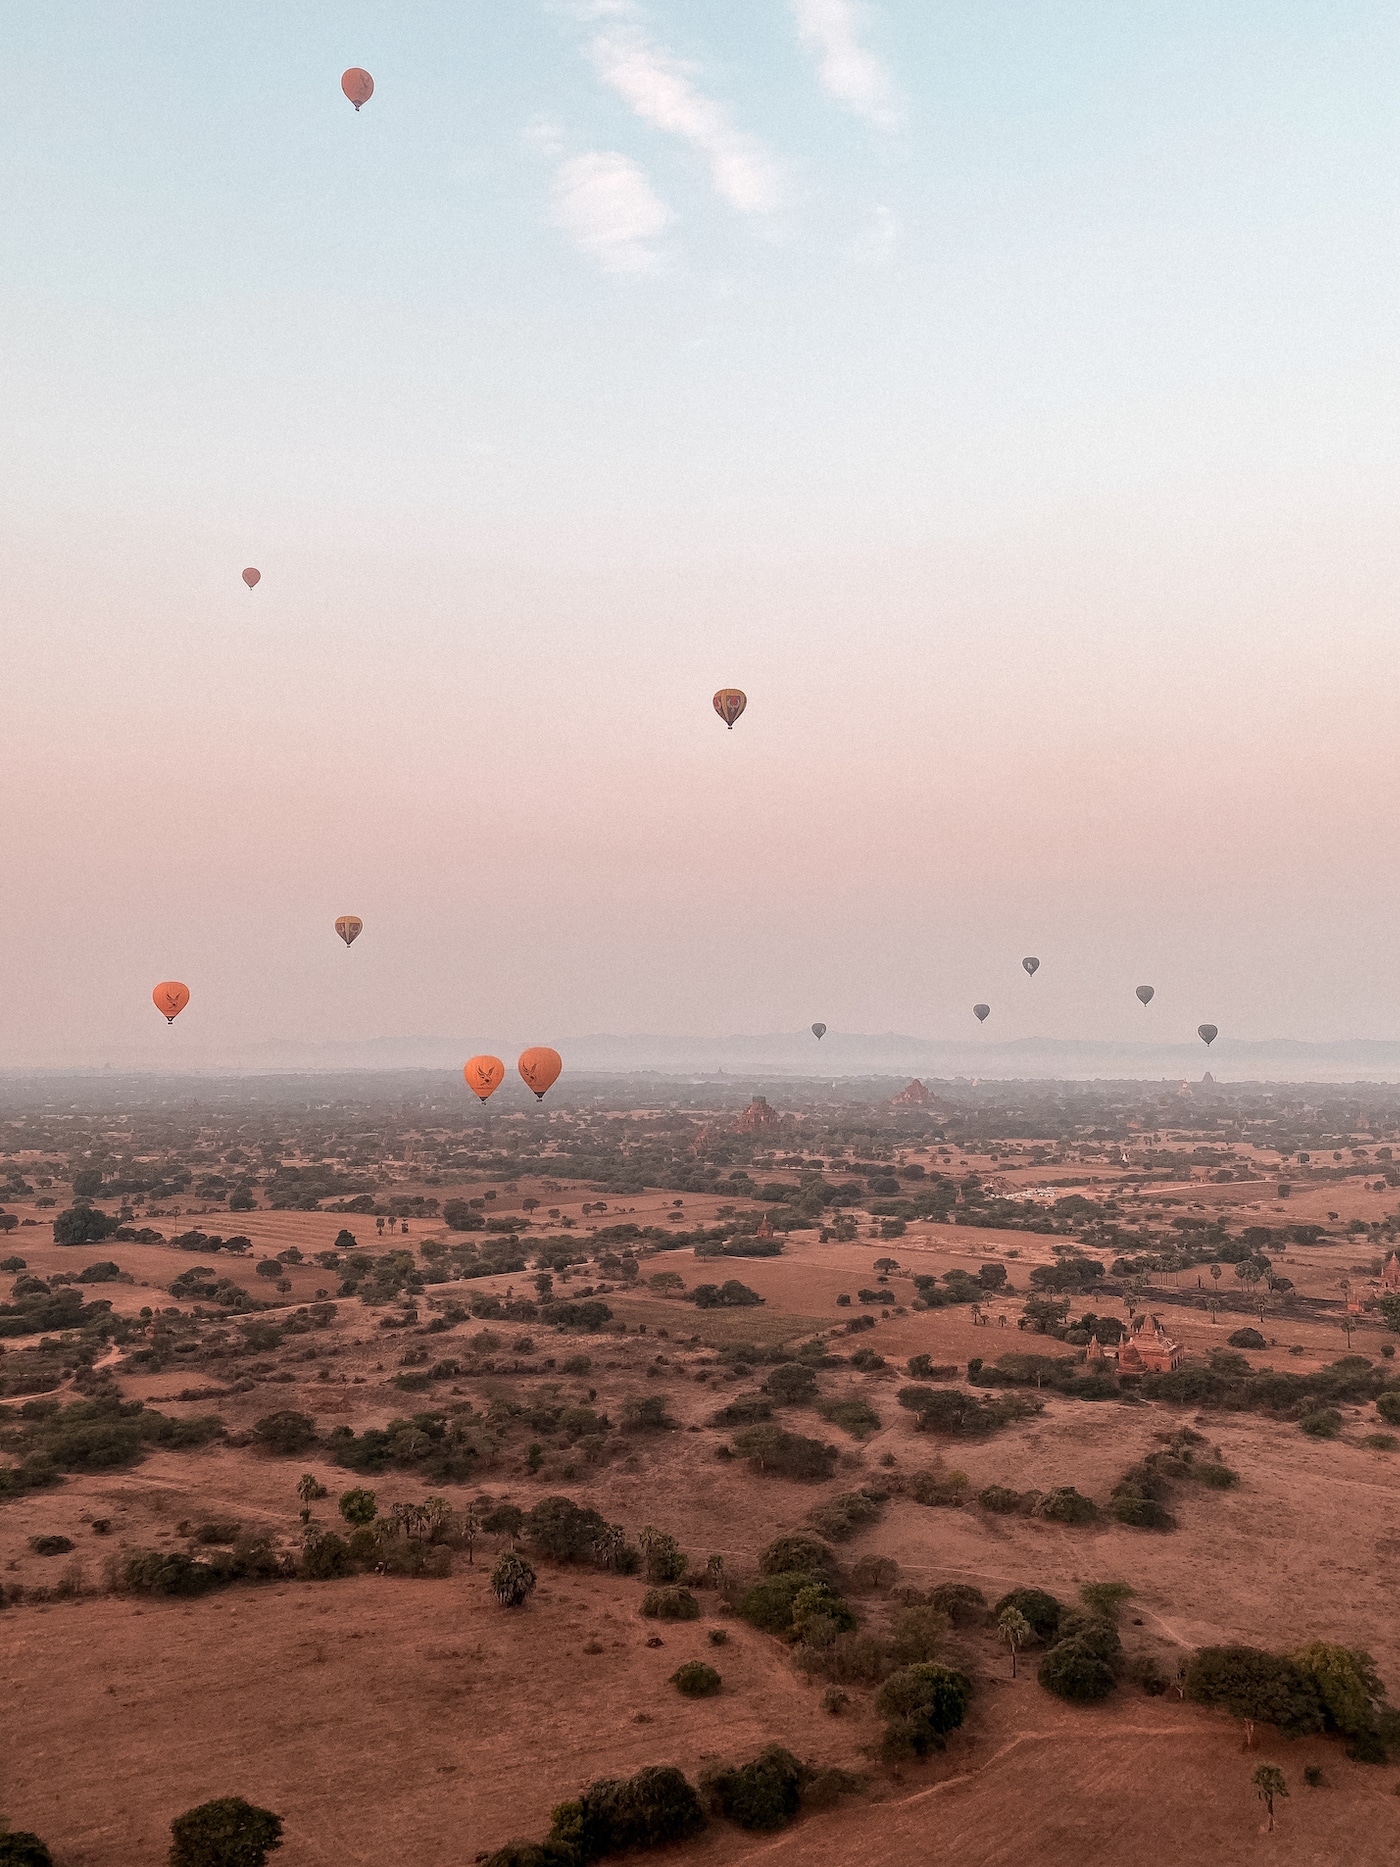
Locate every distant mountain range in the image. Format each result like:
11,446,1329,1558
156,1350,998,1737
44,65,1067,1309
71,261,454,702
15,1030,1400,1083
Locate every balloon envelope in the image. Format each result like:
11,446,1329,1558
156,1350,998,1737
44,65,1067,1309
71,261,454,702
342,67,374,109
334,916,363,948
153,981,190,1023
1022,957,1040,976
464,1055,505,1102
712,688,746,729
1198,1023,1218,1046
242,567,260,588
1136,985,1155,1006
518,1046,562,1100
973,1003,990,1023
811,1023,826,1040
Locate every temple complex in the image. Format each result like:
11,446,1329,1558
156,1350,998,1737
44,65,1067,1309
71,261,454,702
1114,1312,1185,1374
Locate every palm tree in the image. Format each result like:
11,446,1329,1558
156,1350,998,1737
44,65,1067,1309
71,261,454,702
296,1472,320,1523
1252,1764,1288,1833
491,1549,537,1608
997,1607,1032,1678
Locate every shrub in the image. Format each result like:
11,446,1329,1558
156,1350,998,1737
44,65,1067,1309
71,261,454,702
806,1489,885,1541
991,1588,1062,1643
491,1550,537,1607
846,1554,900,1595
642,1587,700,1621
1376,1391,1400,1426
193,1520,242,1546
815,1398,881,1439
672,1661,722,1697
124,1550,227,1598
525,1496,609,1564
701,1746,806,1831
168,1797,283,1867
928,1582,985,1626
763,1362,818,1405
0,1834,53,1867
29,1535,74,1556
875,1663,973,1757
1228,1328,1266,1349
732,1425,836,1482
886,1605,947,1667
548,1765,706,1859
252,1412,318,1457
738,1571,828,1637
977,1485,1028,1514
299,1527,352,1580
1033,1486,1098,1525
759,1533,834,1577
1364,1432,1399,1451
639,1528,686,1584
710,1394,772,1428
1300,1409,1344,1439
1038,1638,1117,1703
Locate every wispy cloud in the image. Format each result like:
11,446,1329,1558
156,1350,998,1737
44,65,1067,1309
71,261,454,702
849,202,898,264
791,0,902,131
550,150,673,272
574,1,784,215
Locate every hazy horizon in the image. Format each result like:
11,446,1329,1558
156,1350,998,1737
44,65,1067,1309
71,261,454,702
7,3,1400,1066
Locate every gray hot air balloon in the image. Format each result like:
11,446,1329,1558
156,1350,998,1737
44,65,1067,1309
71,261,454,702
1022,957,1040,976
973,1003,990,1023
1198,1023,1218,1046
1136,985,1154,1006
811,1022,827,1040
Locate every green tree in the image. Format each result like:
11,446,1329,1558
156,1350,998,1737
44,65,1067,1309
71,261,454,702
1252,1764,1287,1834
997,1607,1032,1678
338,1487,377,1528
1184,1647,1324,1747
1287,1643,1384,1740
168,1796,283,1867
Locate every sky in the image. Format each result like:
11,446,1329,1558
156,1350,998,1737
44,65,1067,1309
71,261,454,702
4,1,1400,1068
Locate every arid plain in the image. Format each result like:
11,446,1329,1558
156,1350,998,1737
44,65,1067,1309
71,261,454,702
2,1073,1399,1864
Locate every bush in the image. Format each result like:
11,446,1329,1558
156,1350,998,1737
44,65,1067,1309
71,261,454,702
548,1765,707,1859
193,1520,242,1546
977,1485,1027,1515
0,1833,53,1867
815,1398,881,1439
1228,1328,1266,1349
701,1746,806,1831
124,1550,227,1598
991,1587,1062,1643
252,1412,318,1457
763,1362,818,1405
524,1496,609,1564
299,1527,352,1580
1300,1408,1344,1438
29,1535,73,1556
1038,1639,1117,1703
1033,1486,1098,1525
806,1489,885,1541
928,1582,985,1626
338,1487,377,1527
1376,1391,1400,1426
710,1395,773,1428
731,1425,836,1482
738,1571,828,1637
491,1550,537,1607
875,1663,973,1757
758,1533,834,1577
642,1587,700,1621
168,1798,282,1867
672,1661,722,1697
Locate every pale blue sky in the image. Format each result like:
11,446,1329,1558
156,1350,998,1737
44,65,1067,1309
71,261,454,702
3,3,1400,1064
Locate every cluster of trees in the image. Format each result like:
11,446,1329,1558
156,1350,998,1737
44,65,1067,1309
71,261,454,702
0,1796,283,1867
0,1393,223,1499
896,1383,1043,1438
1186,1642,1394,1760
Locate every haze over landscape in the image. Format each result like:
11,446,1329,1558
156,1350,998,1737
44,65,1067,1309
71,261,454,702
7,7,1400,1867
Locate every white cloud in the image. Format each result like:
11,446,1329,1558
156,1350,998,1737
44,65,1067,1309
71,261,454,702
550,150,673,272
791,0,902,131
523,116,568,158
574,1,784,215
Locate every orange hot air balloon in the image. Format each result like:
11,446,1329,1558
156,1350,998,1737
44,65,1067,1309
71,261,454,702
334,915,363,948
464,1055,505,1102
242,567,260,589
153,981,190,1024
518,1046,562,1100
713,688,746,730
342,67,374,110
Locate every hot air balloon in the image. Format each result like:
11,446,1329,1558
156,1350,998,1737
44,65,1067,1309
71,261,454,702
334,916,363,948
811,1023,826,1041
242,568,260,589
342,68,374,110
1198,1024,1218,1047
1022,957,1040,977
153,981,190,1024
973,1003,990,1023
518,1046,562,1100
1136,985,1155,1007
464,1056,505,1102
712,689,746,730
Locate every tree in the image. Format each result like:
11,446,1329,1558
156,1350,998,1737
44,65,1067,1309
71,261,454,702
532,1272,553,1300
168,1797,283,1867
338,1487,377,1527
253,1412,318,1457
639,1525,686,1584
461,1504,480,1565
648,1271,686,1297
1288,1643,1384,1741
998,1607,1032,1678
491,1550,537,1607
52,1205,119,1246
875,1663,973,1758
1185,1647,1324,1747
295,1473,323,1523
1252,1764,1287,1833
